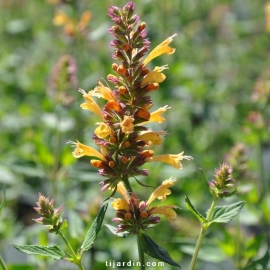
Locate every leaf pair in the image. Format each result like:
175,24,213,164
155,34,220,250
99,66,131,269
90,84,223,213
12,202,108,261
185,195,245,226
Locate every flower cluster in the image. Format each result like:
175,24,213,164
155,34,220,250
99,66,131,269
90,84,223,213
69,1,192,193
112,178,178,234
33,193,65,233
209,163,237,198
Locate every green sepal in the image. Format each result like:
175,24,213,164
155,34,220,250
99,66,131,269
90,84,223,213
11,244,65,260
208,201,245,225
140,233,181,268
185,195,207,223
81,201,108,251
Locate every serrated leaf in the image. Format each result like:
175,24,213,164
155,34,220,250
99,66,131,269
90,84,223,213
105,224,128,238
0,187,6,215
199,168,210,193
185,195,206,223
209,201,245,224
12,244,65,260
81,202,108,251
140,233,181,268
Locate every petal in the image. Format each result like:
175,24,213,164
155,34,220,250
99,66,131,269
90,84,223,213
143,34,177,66
111,198,130,211
140,66,168,86
69,140,106,161
120,116,134,134
136,130,167,145
116,182,130,203
79,88,103,119
145,152,192,169
53,10,70,26
141,105,171,125
147,177,176,205
94,122,112,139
150,205,178,221
89,81,115,101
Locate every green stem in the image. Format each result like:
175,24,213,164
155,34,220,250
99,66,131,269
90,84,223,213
137,231,145,270
59,231,85,270
0,254,8,270
123,176,133,194
189,198,218,270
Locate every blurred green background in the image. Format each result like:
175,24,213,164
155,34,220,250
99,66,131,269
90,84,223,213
0,0,270,269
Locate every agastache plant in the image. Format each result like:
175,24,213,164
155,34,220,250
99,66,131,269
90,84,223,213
12,2,245,269
67,1,192,268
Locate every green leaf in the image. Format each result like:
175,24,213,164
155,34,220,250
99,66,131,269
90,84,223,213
0,187,6,215
11,244,65,260
140,233,181,268
199,168,210,193
81,201,108,251
185,195,206,223
209,201,245,224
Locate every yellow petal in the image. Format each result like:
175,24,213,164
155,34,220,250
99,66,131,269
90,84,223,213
111,198,130,211
141,105,171,125
150,205,178,221
94,122,112,139
69,140,106,161
140,66,168,86
116,182,130,203
136,130,167,145
79,88,103,119
120,116,134,134
145,152,192,169
53,10,70,26
89,81,115,101
147,177,176,205
143,34,177,66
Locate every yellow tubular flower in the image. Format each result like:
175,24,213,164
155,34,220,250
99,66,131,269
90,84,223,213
150,205,178,221
111,198,130,212
89,81,116,101
116,182,130,203
147,177,176,205
79,89,103,119
136,130,167,145
140,66,168,86
141,105,171,125
142,34,177,66
94,122,112,139
69,140,106,161
145,152,193,169
120,116,134,134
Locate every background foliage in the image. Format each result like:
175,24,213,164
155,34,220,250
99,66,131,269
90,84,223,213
0,0,269,269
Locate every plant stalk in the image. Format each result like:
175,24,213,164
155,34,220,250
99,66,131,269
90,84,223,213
137,231,145,270
59,231,85,270
0,254,8,270
189,198,218,270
